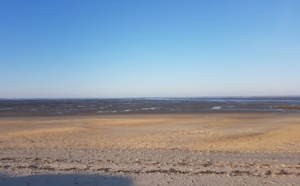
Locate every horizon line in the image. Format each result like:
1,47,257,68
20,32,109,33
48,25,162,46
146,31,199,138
1,95,300,100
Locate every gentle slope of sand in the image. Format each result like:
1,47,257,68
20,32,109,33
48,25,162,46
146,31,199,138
1,113,300,185
1,113,300,152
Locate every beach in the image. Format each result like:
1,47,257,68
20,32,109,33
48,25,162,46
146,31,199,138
1,113,300,185
2,0,300,184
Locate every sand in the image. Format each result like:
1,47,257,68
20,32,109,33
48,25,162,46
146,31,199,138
1,113,300,185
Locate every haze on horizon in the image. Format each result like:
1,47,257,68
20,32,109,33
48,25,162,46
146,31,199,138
1,0,300,98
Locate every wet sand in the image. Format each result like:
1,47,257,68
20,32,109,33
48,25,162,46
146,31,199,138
1,113,300,185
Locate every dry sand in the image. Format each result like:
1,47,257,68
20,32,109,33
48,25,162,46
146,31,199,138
0,113,300,185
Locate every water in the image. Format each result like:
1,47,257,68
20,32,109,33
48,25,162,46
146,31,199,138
0,97,300,116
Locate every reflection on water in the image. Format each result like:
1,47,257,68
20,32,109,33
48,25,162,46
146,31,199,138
0,97,300,116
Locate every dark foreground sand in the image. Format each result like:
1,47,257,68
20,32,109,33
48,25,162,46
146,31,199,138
1,113,300,185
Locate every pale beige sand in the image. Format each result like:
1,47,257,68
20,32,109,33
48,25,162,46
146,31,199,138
1,113,300,152
1,113,300,185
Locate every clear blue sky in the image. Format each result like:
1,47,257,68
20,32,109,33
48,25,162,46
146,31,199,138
1,0,299,98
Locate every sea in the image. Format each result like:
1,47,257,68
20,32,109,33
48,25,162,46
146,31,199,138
0,97,300,116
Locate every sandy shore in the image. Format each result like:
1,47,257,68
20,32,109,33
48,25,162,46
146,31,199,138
1,113,300,185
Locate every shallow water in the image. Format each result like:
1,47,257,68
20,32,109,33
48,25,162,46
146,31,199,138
0,97,300,116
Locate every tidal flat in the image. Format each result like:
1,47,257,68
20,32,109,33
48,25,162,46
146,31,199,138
1,113,300,185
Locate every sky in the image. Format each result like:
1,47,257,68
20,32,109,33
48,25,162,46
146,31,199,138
0,0,300,98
